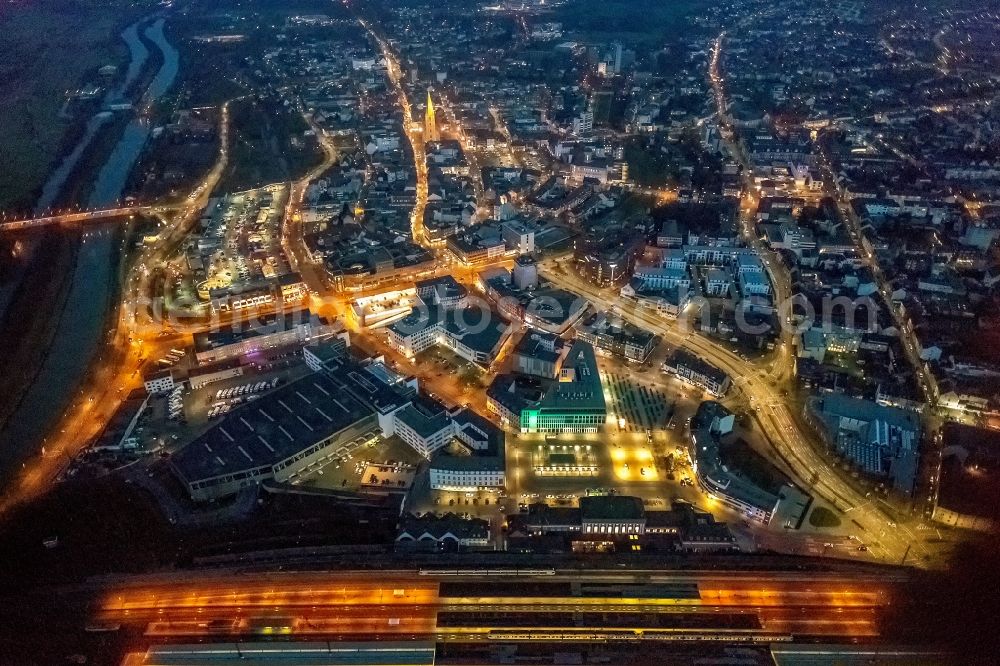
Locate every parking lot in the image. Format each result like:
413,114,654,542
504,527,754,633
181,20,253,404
302,435,424,492
183,361,314,428
603,373,674,431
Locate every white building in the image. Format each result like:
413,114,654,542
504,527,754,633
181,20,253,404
394,402,455,458
143,371,176,394
631,266,690,291
429,411,506,490
663,350,731,397
735,253,765,275
704,269,731,296
512,256,539,290
502,221,536,255
738,270,771,296
572,110,593,136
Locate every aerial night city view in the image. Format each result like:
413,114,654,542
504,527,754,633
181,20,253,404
2,0,1000,663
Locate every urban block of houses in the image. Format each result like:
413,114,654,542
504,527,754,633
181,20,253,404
805,393,921,495
574,310,658,363
662,349,731,396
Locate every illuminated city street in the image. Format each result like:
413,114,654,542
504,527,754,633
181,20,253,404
0,0,996,662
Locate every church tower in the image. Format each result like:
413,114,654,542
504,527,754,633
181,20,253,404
424,89,439,143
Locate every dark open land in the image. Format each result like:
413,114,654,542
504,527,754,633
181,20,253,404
0,0,154,211
552,0,710,45
215,95,323,194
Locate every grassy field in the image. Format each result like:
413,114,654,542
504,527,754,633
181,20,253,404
0,0,152,210
216,96,323,193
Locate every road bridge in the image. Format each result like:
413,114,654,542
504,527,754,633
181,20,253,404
0,204,181,232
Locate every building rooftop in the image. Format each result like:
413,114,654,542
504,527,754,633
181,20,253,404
452,408,505,454
134,642,436,666
524,502,584,528
810,394,921,492
304,337,348,366
171,372,374,485
485,275,588,332
537,340,606,413
442,307,508,357
691,401,782,517
193,309,312,354
431,409,506,473
575,310,656,350
936,422,1000,522
328,355,416,416
579,494,645,521
667,349,729,386
513,330,563,365
415,274,468,304
395,397,452,439
397,512,489,542
486,374,533,415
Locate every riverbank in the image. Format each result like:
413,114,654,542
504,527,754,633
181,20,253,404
0,15,180,491
0,230,78,438
0,223,130,488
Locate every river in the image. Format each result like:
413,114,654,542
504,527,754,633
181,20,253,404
0,17,179,485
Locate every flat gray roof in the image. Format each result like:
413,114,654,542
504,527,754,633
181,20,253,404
172,372,374,485
130,642,436,666
538,340,606,413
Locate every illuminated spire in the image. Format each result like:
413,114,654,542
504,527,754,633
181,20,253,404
424,89,439,143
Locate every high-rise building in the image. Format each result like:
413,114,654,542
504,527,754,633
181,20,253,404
424,89,439,143
611,41,622,74
572,110,593,136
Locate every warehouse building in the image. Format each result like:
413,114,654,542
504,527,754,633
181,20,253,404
170,372,381,501
171,355,415,501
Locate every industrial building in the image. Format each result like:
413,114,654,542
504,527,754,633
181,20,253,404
170,372,382,501
170,355,417,501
